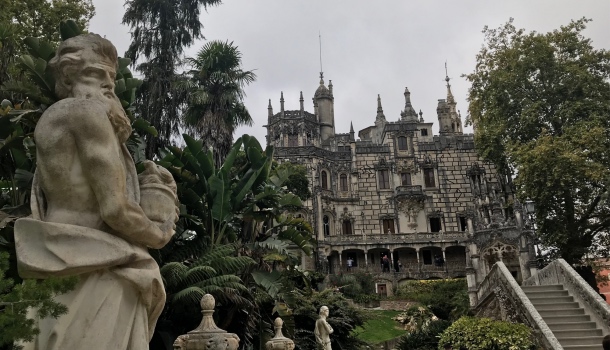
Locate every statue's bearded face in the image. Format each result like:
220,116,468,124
50,35,132,143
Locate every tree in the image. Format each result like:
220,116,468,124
181,40,256,167
122,0,222,158
465,18,610,264
272,162,311,201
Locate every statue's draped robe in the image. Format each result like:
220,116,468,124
14,145,164,350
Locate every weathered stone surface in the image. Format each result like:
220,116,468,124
14,34,178,349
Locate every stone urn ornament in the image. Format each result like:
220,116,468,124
265,317,295,350
173,294,240,350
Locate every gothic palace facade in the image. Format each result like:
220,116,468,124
265,73,538,304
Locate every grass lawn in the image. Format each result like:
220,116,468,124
353,310,407,344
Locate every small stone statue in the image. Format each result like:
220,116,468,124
314,306,333,350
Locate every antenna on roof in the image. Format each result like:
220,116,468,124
319,32,324,80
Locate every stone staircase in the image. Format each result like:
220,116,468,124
522,284,604,350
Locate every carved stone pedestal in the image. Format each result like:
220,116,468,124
265,318,295,350
173,294,240,350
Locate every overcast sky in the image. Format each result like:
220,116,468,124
89,1,610,144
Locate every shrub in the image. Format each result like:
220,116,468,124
437,317,534,350
396,279,469,320
396,320,451,350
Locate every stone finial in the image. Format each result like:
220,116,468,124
299,91,304,111
265,317,295,350
349,121,355,141
173,294,240,350
328,80,333,95
376,94,386,121
268,99,273,117
280,92,285,113
419,110,424,122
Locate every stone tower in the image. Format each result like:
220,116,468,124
314,73,335,142
437,72,463,135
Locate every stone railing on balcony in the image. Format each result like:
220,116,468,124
475,261,562,350
323,231,469,245
331,263,467,280
523,259,610,335
395,185,424,197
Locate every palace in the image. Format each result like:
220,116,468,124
265,72,538,304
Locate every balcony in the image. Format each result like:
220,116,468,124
322,231,470,245
328,263,467,279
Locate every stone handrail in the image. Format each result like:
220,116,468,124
476,262,563,350
523,259,610,335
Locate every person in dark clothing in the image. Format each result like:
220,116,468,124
603,335,610,350
382,255,390,272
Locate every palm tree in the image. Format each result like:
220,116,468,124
181,40,256,167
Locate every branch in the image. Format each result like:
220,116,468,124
578,188,607,226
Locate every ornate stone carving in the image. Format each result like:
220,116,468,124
173,294,240,350
396,197,425,222
265,318,295,350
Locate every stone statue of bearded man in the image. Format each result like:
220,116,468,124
14,34,178,349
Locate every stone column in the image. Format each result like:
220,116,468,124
173,294,240,350
467,217,474,235
518,235,532,281
265,317,295,350
364,250,368,269
338,251,343,272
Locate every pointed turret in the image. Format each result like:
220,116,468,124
299,91,304,112
314,73,335,142
400,87,419,123
268,99,273,118
280,91,285,114
349,121,355,141
419,110,424,122
438,64,463,135
376,94,386,121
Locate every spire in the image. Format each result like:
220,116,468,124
376,94,386,121
419,109,424,122
319,72,324,85
268,99,273,118
280,91,285,113
349,121,355,141
328,80,333,95
445,62,455,104
400,86,418,122
299,91,304,111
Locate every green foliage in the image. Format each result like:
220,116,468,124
393,305,439,332
290,289,366,350
328,272,375,299
396,319,451,350
122,0,222,157
465,18,610,263
179,40,256,168
352,293,380,304
396,279,469,321
437,317,533,350
272,162,311,201
354,310,404,345
0,252,78,347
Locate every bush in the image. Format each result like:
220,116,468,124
328,272,375,299
353,294,380,304
396,320,451,350
437,317,534,350
396,279,469,320
291,289,366,350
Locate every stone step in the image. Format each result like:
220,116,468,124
529,295,574,304
535,302,580,311
524,290,570,298
522,284,564,292
557,336,605,346
553,329,602,338
538,308,585,317
546,321,598,331
542,314,591,324
563,345,603,350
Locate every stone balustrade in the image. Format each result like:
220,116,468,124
323,231,469,244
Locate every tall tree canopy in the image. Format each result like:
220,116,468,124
466,18,610,264
181,40,256,167
122,0,222,158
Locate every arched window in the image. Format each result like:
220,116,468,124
321,171,328,189
340,174,348,191
323,215,330,236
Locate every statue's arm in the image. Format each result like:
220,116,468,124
69,104,172,248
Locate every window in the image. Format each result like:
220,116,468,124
342,220,353,235
338,145,350,152
378,169,390,189
424,168,435,188
382,219,395,234
400,172,412,186
458,216,468,232
429,217,442,232
323,215,330,236
420,129,428,136
340,174,348,191
321,171,328,189
397,136,408,150
288,134,298,147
